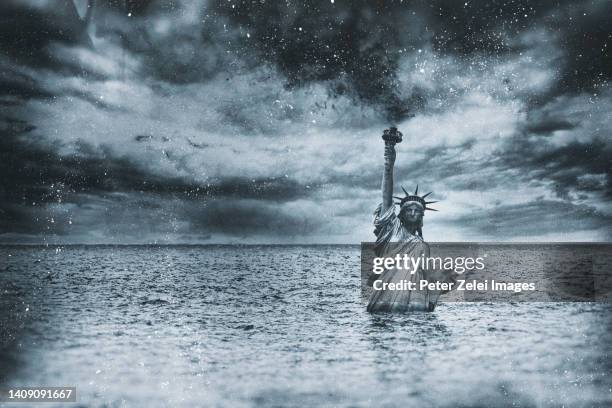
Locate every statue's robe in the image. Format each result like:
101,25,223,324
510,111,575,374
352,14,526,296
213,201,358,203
367,203,454,313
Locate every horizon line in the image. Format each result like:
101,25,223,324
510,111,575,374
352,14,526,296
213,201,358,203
1,242,611,246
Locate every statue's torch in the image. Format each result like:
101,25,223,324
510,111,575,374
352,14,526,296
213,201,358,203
382,126,403,145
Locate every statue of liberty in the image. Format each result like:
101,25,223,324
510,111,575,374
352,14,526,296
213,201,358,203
367,127,454,313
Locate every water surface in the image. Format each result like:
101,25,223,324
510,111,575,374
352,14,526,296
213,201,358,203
1,245,611,407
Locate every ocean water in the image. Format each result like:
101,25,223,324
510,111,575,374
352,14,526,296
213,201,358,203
1,245,611,408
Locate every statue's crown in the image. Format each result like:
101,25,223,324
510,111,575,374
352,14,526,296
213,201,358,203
393,185,438,211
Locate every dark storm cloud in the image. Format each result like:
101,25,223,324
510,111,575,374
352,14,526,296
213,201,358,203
551,1,612,93
3,0,610,105
186,200,323,236
213,0,611,120
412,0,611,96
452,199,612,238
0,127,308,203
498,136,612,199
0,66,53,100
524,118,577,135
213,0,427,122
0,117,309,236
92,2,236,85
0,0,92,69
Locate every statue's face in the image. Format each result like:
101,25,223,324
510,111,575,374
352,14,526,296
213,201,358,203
399,203,424,225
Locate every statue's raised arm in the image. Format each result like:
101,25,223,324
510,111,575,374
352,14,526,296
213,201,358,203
381,127,403,212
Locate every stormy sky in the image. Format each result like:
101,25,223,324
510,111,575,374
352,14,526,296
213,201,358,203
0,0,610,243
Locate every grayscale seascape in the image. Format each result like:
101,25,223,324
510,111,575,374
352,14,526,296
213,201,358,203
1,245,611,407
2,0,611,406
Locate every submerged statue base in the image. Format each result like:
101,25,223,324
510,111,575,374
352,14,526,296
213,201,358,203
366,204,445,313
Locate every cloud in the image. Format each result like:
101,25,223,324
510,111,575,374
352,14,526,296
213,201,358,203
450,199,612,241
0,0,610,243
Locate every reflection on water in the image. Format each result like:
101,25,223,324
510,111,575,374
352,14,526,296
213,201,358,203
0,245,611,407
